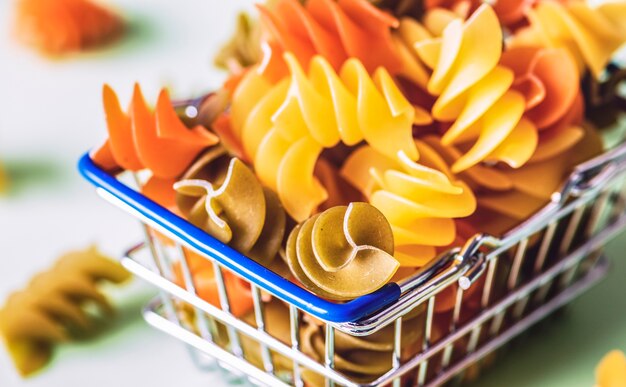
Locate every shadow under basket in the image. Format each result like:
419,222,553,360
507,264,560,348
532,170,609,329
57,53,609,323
79,139,626,386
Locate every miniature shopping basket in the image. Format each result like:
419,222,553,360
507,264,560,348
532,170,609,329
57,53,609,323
79,123,626,386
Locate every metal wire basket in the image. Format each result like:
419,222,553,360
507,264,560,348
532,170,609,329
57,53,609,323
79,127,626,386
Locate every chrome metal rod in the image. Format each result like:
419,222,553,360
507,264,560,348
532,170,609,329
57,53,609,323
251,284,274,374
425,257,608,387
417,297,435,387
534,221,558,274
212,262,243,358
175,243,216,342
392,317,403,387
289,305,304,387
325,325,336,387
508,238,528,290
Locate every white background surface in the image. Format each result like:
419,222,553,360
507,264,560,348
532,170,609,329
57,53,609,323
0,1,255,386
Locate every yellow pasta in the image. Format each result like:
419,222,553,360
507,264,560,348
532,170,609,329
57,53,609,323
0,247,130,376
231,52,430,221
0,162,7,193
510,1,626,79
596,350,626,387
409,4,538,173
341,139,476,266
285,202,399,299
175,148,286,265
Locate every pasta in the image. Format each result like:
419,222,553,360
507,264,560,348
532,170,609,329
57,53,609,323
596,350,626,387
171,250,254,317
175,149,286,266
501,46,585,162
0,247,130,376
341,139,476,266
411,4,539,172
239,298,426,382
285,202,399,299
14,0,124,55
0,162,7,193
91,84,219,179
231,53,430,221
510,1,626,79
423,0,546,27
214,12,262,71
256,0,402,81
299,307,425,381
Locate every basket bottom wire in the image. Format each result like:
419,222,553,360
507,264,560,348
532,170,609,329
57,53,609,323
140,256,609,387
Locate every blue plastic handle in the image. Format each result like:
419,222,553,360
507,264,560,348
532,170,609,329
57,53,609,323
78,153,402,323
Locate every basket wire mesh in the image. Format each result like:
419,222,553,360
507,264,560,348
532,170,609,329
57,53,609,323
83,139,626,386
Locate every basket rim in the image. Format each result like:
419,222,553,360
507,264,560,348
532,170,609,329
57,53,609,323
77,139,626,325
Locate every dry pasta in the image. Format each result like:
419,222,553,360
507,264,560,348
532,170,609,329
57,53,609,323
256,0,402,80
214,12,262,71
285,202,398,299
14,0,124,55
510,0,626,79
91,84,219,179
412,4,539,172
230,53,430,221
0,247,130,376
175,148,286,266
341,139,476,266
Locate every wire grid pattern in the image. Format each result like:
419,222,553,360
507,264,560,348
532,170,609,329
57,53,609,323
93,142,626,386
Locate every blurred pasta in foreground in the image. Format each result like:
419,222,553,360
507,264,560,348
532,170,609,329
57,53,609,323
13,0,125,55
0,247,130,376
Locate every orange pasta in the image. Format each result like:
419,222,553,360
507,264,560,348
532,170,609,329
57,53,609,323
510,0,626,79
406,4,538,172
172,251,254,318
92,85,219,179
14,0,124,55
257,0,403,80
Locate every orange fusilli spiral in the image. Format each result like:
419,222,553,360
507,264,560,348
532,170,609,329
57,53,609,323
92,85,219,179
14,0,124,55
256,0,404,81
510,0,626,79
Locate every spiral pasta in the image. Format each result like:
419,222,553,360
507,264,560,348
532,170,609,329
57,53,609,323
91,84,219,179
0,247,130,376
341,139,476,266
231,53,430,221
501,46,586,162
14,0,124,55
256,0,403,80
510,0,626,79
175,149,286,266
411,4,539,173
285,202,398,299
171,250,255,317
596,350,626,387
214,12,262,71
